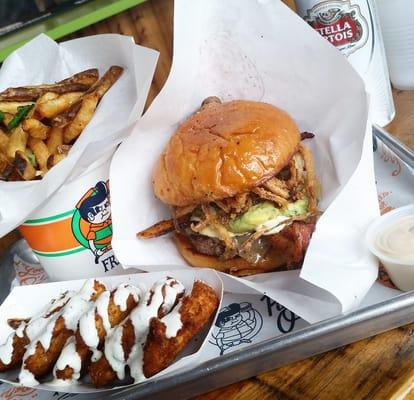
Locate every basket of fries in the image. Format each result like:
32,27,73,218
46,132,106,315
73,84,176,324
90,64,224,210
0,33,158,280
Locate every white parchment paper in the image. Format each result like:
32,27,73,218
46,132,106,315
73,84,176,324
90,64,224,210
110,0,379,323
0,34,158,236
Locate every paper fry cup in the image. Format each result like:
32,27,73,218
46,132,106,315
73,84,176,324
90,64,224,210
19,152,122,281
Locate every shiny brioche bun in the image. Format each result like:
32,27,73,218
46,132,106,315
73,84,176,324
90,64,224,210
152,100,300,207
174,233,292,276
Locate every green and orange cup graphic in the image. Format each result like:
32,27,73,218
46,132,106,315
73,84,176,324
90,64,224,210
19,155,122,281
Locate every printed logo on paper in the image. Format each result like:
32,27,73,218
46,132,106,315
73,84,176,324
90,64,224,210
72,180,120,271
209,302,263,355
260,295,300,333
303,0,368,56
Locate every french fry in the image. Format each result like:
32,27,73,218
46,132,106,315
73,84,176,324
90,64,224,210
22,118,49,139
37,92,83,119
28,137,50,171
0,84,90,102
6,125,28,159
0,68,99,102
50,102,81,127
0,129,9,153
14,150,36,180
90,66,123,98
58,68,98,86
63,93,99,143
46,126,63,154
37,92,59,105
0,152,14,180
47,153,67,169
56,144,71,155
0,101,34,114
2,113,14,127
53,66,123,128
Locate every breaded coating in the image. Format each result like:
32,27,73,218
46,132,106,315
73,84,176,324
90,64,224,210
0,334,29,372
0,290,75,372
22,280,106,380
88,319,135,387
88,350,118,387
24,316,71,377
90,281,218,387
143,281,219,377
55,290,138,382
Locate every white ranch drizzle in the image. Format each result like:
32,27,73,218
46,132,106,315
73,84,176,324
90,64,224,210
103,277,185,382
19,279,104,386
113,283,141,312
80,291,111,351
0,333,14,365
161,299,183,339
53,283,143,383
51,337,81,385
0,290,74,365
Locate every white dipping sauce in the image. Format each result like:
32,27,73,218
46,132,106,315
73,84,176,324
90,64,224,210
375,215,414,263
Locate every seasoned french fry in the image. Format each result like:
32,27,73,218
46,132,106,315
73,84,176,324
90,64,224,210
22,118,49,139
91,66,123,98
2,113,14,127
47,153,67,169
37,92,59,105
6,125,28,159
50,102,81,127
58,68,99,86
28,137,50,171
0,84,89,102
0,152,13,180
63,93,99,143
53,66,123,128
0,69,99,102
46,127,63,154
56,144,71,155
14,150,36,180
0,129,9,153
0,101,34,114
37,92,83,119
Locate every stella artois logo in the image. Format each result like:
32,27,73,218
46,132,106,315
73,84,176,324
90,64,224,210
303,0,369,56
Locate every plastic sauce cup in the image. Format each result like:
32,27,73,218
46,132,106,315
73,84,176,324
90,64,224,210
19,152,123,281
366,205,414,291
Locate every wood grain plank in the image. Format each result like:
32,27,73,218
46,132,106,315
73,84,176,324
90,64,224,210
387,89,414,149
198,325,414,400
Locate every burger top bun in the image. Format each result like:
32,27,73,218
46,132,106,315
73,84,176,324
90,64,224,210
152,100,300,207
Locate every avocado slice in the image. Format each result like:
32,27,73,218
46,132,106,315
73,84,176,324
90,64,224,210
229,201,280,233
283,197,308,217
228,198,309,233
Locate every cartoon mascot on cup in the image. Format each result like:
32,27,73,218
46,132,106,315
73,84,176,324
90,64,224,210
74,180,113,263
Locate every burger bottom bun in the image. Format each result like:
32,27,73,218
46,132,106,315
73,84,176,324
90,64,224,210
174,233,298,277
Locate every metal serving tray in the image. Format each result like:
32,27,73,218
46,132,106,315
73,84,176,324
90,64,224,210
1,129,413,400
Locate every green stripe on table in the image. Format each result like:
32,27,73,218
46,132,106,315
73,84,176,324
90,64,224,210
0,0,147,62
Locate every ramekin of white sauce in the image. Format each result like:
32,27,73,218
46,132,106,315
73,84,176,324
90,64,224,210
366,205,414,291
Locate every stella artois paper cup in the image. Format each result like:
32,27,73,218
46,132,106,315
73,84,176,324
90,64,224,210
18,152,122,281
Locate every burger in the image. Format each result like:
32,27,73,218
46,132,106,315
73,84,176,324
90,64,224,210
138,97,319,276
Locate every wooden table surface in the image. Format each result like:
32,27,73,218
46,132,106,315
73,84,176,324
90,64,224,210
1,0,414,399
